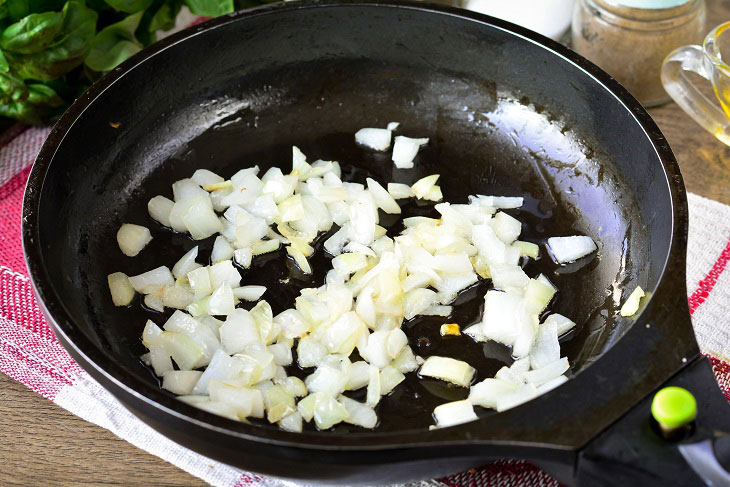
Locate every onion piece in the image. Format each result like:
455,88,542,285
523,357,569,386
211,236,235,263
158,331,203,370
183,196,224,240
432,400,477,428
192,169,224,187
172,246,199,279
366,365,381,406
411,174,440,199
495,383,537,412
339,395,377,428
265,385,297,423
513,240,539,258
366,178,401,214
117,224,152,257
144,294,165,312
355,128,392,151
187,266,212,300
232,285,267,302
279,411,303,433
312,392,349,430
286,245,312,274
108,272,135,306
379,365,405,395
419,356,475,387
524,278,556,314
469,378,519,409
129,266,174,294
387,122,400,131
530,320,560,370
491,212,521,244
392,136,428,168
233,248,253,268
220,309,259,354
387,183,414,200
305,365,348,397
620,286,645,317
544,313,576,336
423,185,443,202
546,235,597,264
148,196,174,227
162,370,203,395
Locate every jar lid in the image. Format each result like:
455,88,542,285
614,0,690,8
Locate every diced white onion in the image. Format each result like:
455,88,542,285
419,356,475,387
108,272,135,306
117,224,152,257
392,136,428,168
433,400,477,428
355,128,392,151
546,235,597,264
148,196,174,227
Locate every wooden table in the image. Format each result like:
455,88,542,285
2,3,730,486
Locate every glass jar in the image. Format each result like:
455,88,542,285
572,0,706,107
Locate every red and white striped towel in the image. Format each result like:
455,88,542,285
2,126,730,487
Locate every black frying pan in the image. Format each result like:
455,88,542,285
21,1,730,485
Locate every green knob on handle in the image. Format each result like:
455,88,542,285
651,386,697,431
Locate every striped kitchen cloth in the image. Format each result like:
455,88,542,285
1,125,730,487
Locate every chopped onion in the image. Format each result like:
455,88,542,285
469,378,519,409
172,246,199,279
159,331,203,370
108,272,135,306
163,370,203,395
546,235,597,264
129,266,174,294
192,169,224,187
366,178,401,214
264,385,296,423
419,356,475,387
387,183,414,200
544,313,576,336
286,245,312,274
148,196,174,227
411,174,439,199
339,395,377,428
530,320,560,370
233,285,266,302
211,236,234,263
523,357,569,386
233,248,253,268
355,128,392,151
379,365,405,395
433,400,477,428
620,285,645,317
513,240,539,258
117,224,152,257
392,136,428,168
124,130,588,432
279,411,303,432
144,294,165,312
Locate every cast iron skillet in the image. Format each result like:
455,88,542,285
21,1,730,485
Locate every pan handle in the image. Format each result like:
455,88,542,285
574,356,730,486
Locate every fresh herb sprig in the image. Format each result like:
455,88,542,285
0,0,273,124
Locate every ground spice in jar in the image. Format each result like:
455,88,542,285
572,0,706,107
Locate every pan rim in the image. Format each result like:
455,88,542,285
21,0,687,450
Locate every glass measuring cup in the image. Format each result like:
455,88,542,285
662,21,730,145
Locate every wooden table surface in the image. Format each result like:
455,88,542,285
2,3,730,486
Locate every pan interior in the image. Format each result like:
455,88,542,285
35,4,670,433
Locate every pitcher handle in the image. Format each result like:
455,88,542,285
661,45,730,145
